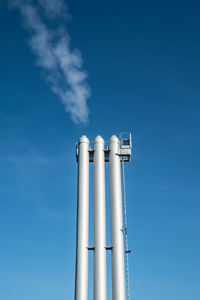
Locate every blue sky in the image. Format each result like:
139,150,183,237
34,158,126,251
0,0,200,299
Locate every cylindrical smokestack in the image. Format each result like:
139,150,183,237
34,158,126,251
109,135,126,300
75,136,90,300
93,136,107,300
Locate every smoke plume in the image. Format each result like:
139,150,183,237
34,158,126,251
11,0,90,124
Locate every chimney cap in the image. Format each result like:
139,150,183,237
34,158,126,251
93,135,104,144
78,135,89,144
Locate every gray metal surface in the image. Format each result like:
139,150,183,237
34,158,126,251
93,136,107,300
75,136,90,300
109,135,126,300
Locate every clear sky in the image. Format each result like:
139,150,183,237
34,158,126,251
0,0,200,299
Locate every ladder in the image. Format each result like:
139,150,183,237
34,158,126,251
122,159,131,300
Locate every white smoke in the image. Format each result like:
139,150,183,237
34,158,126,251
11,0,90,124
39,0,68,19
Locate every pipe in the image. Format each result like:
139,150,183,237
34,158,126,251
109,135,126,300
93,136,107,300
75,135,90,300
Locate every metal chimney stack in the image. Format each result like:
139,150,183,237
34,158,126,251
75,134,132,300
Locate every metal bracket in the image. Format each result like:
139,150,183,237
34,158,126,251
87,247,95,251
105,247,113,251
125,250,131,254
